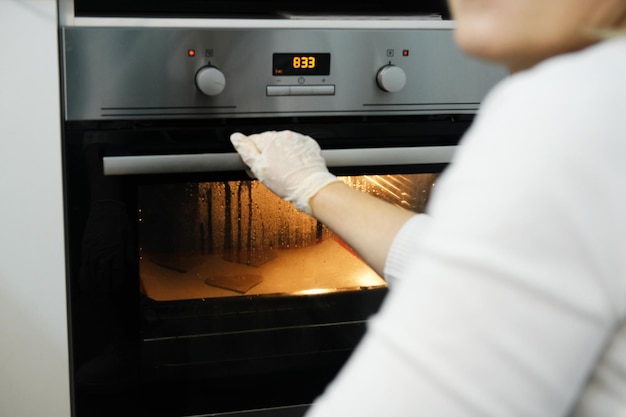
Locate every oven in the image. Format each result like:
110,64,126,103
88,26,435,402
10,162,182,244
59,2,506,416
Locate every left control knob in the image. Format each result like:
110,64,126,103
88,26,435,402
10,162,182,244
195,66,226,96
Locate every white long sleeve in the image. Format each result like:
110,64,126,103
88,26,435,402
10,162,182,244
306,37,626,417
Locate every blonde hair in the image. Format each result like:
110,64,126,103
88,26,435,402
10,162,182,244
585,6,626,39
585,27,626,39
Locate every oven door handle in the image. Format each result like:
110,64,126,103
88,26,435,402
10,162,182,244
102,146,456,176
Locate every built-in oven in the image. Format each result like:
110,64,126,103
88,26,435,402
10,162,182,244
59,2,506,416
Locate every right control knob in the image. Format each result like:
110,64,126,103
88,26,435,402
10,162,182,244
376,64,407,93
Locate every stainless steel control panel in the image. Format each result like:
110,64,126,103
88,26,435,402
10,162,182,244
62,27,507,121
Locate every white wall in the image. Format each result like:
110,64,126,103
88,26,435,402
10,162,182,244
0,1,71,416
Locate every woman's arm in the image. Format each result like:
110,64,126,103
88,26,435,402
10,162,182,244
310,181,415,276
230,130,415,277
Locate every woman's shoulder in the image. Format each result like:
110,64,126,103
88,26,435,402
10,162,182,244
464,37,626,154
528,36,626,79
485,37,626,117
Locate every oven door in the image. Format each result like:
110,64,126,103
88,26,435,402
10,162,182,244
63,115,466,416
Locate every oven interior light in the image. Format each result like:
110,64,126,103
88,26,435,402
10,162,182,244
293,288,335,296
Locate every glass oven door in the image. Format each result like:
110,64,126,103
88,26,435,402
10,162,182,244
137,173,436,415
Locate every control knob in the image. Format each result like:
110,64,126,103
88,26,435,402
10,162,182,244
376,64,407,93
195,66,226,96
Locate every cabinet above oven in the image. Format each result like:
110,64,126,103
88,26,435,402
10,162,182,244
68,0,450,19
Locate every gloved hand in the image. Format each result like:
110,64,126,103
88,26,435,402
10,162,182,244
230,130,341,214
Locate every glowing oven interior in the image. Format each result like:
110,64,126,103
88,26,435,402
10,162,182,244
138,173,437,302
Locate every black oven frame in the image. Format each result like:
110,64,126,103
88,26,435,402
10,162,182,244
62,114,469,416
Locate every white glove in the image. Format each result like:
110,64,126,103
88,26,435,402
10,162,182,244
230,130,341,214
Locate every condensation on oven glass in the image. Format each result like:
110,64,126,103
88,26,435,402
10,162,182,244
138,173,437,301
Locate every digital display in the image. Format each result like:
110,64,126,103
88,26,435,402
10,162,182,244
273,53,331,76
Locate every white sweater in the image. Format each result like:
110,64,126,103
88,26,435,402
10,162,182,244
307,37,626,417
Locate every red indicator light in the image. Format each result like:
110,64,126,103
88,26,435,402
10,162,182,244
187,49,196,57
402,50,410,57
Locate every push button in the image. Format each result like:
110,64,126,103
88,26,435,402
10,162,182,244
311,85,335,95
266,86,290,96
289,86,313,96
